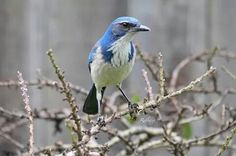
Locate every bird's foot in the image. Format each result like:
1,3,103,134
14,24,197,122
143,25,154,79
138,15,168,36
96,115,106,127
128,102,139,113
128,102,139,120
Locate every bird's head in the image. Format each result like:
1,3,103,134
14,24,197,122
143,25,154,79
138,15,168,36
102,17,150,44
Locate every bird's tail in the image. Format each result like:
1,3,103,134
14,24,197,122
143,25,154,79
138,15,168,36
83,84,98,115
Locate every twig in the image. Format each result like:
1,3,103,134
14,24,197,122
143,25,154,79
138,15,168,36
0,119,28,135
187,120,236,145
102,127,135,153
135,139,166,154
170,51,207,90
218,50,236,59
158,52,165,97
0,106,29,119
216,126,236,156
142,69,154,101
104,126,163,147
189,88,236,94
32,143,72,155
136,45,159,81
0,133,25,150
0,79,88,96
153,67,216,107
47,49,82,144
17,71,34,156
222,66,236,80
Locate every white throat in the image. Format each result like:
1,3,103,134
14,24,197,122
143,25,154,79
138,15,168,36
108,33,135,67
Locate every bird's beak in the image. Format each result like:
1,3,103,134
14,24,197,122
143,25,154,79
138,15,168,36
133,24,151,32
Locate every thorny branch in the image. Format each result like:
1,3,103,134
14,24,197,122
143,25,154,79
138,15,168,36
0,47,236,156
0,79,88,96
17,71,34,156
47,50,82,146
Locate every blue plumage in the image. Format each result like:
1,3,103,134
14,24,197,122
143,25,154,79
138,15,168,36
83,16,150,115
128,42,135,62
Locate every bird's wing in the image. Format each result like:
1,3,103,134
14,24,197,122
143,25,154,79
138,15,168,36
88,41,101,72
88,44,98,64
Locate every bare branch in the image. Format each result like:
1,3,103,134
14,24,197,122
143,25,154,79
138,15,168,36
216,126,236,156
142,69,154,101
0,79,88,96
158,52,166,97
47,49,82,145
17,71,34,156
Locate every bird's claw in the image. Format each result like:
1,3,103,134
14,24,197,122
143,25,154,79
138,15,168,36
96,116,106,127
128,102,139,120
128,102,139,113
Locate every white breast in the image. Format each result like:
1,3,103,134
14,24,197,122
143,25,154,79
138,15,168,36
109,33,135,67
109,41,130,67
90,34,136,89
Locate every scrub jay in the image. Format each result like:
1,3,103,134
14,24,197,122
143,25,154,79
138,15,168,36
83,16,150,115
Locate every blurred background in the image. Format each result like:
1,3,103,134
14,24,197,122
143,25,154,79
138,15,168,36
0,0,236,155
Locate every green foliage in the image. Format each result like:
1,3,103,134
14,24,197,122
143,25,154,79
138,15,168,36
131,95,141,103
181,123,192,139
125,114,137,124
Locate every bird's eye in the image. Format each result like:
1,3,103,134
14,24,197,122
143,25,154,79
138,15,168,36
121,22,129,27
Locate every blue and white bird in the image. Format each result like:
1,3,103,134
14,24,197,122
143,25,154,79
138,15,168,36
83,16,150,115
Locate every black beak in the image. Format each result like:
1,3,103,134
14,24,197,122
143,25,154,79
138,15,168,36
133,24,151,32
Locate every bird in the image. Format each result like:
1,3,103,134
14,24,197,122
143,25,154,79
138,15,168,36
83,16,150,116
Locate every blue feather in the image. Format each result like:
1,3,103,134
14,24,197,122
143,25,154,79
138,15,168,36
129,42,135,62
88,44,98,64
